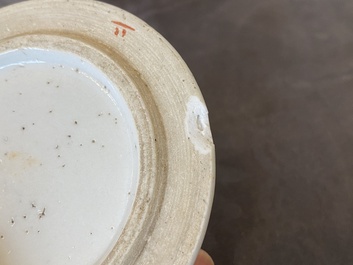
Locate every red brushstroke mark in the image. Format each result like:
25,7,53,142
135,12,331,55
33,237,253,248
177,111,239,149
112,21,135,37
114,27,119,36
112,21,135,31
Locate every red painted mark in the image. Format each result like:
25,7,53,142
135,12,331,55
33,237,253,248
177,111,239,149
114,27,119,36
112,21,135,37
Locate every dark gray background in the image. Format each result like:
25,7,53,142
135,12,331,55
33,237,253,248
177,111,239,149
2,0,353,264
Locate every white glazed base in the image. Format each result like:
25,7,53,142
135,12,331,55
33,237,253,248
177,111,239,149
0,49,139,265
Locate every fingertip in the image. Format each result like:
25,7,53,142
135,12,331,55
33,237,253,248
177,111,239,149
194,249,214,265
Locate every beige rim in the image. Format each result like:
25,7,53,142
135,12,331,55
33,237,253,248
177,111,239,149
0,1,215,264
